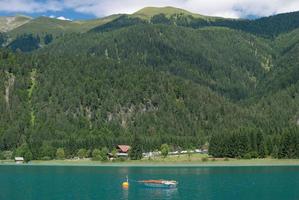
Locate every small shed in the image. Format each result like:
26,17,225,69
15,157,24,164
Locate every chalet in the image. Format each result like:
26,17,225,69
117,145,131,153
14,157,24,164
116,145,131,157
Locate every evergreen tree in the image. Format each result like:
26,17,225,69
271,145,279,158
257,132,266,158
40,144,56,159
129,134,143,160
44,34,53,45
0,151,4,160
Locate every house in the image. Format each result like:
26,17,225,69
14,157,24,164
116,145,131,157
117,145,131,153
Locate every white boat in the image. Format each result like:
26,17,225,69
138,180,178,188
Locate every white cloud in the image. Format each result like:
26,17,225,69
63,0,299,18
0,0,62,13
0,0,299,18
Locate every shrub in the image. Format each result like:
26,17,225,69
86,149,92,158
111,148,117,158
77,148,87,159
41,156,51,160
56,148,65,160
160,144,169,158
118,157,126,162
224,158,229,161
100,147,109,161
201,157,209,162
250,151,259,159
40,144,56,159
243,153,252,159
15,143,33,162
2,151,13,160
187,148,194,161
92,149,101,161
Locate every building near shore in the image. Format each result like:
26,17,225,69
117,145,130,153
116,145,131,157
14,157,24,164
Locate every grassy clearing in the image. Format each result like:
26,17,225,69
132,6,214,20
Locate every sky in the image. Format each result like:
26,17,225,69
0,0,299,20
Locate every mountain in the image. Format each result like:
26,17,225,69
4,8,299,51
8,14,121,38
132,6,211,19
1,7,299,159
4,14,121,51
90,8,299,37
0,15,31,32
89,7,230,33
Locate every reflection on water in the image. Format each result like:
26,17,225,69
122,187,129,200
140,188,178,199
141,188,178,200
122,185,178,200
121,187,178,200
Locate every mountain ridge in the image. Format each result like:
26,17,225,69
132,6,213,20
1,7,299,159
2,7,299,39
0,15,32,32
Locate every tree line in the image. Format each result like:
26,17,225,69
209,127,299,159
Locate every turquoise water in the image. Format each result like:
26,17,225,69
1,165,299,200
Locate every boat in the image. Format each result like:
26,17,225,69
138,180,178,188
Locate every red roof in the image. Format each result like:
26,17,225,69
117,145,131,153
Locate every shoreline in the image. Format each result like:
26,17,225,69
2,158,299,167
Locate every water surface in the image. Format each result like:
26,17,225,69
0,165,299,199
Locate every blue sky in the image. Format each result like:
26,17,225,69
0,0,299,20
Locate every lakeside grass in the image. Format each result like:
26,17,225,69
2,154,299,166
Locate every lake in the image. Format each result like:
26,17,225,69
0,165,299,199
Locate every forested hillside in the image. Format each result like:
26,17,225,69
1,7,299,160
